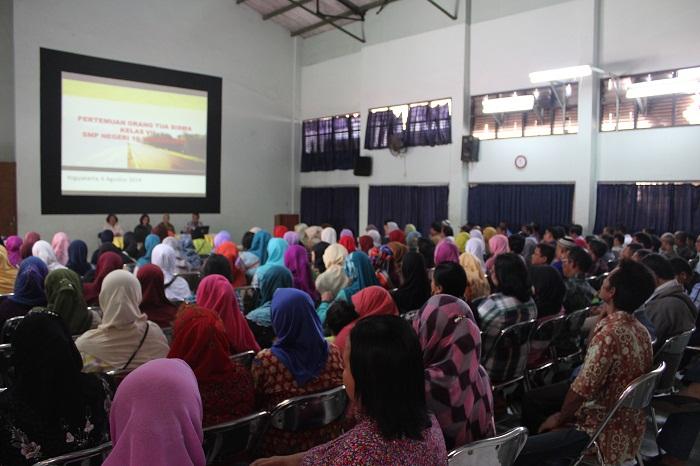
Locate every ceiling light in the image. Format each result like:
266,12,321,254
482,95,535,113
625,78,700,98
677,67,700,80
529,65,598,84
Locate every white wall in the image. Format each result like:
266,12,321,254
0,0,13,162
14,0,298,243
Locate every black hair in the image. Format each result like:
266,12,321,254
535,242,555,264
600,233,614,249
241,231,255,250
613,233,625,245
567,246,593,273
675,231,689,244
633,249,653,260
106,213,118,223
99,230,114,244
432,261,467,299
139,213,150,225
494,253,531,302
548,226,566,240
508,234,525,254
192,212,200,217
651,235,661,252
417,238,435,268
441,225,454,237
530,265,566,318
325,300,358,336
461,223,474,233
669,257,692,276
588,239,608,260
202,254,233,282
641,253,675,281
625,242,643,254
633,231,653,249
607,260,656,313
430,221,442,233
569,224,583,236
349,315,429,440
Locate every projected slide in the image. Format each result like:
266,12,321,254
61,72,207,197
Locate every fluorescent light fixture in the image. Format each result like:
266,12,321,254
529,65,595,83
625,78,700,98
677,67,700,80
482,95,535,113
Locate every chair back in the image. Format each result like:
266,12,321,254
174,272,201,291
531,315,566,349
0,316,24,344
653,329,695,394
235,286,261,314
553,307,590,358
86,306,103,319
447,426,528,466
586,273,608,291
203,411,270,464
0,293,14,302
230,350,256,369
32,442,112,465
483,319,536,386
269,385,347,432
0,343,12,387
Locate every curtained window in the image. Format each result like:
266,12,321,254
368,185,449,235
300,187,359,234
365,99,452,150
467,184,575,229
594,183,700,234
301,114,360,172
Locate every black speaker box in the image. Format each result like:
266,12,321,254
462,135,480,162
354,156,372,176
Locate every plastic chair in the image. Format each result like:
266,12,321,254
653,328,695,395
174,272,201,291
203,411,270,464
0,292,14,302
269,385,348,432
0,342,12,387
571,362,666,466
482,319,537,391
32,441,112,465
447,426,528,466
0,316,24,344
230,350,256,369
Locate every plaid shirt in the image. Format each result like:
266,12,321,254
563,276,596,313
478,293,538,382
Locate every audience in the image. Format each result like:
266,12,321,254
431,261,468,301
587,238,609,275
531,242,555,265
50,232,70,266
32,240,66,272
324,300,358,340
135,233,161,268
335,252,379,302
391,251,430,314
253,238,289,286
201,253,234,283
33,269,94,335
484,234,509,272
151,244,191,302
0,246,17,294
334,285,399,353
83,251,123,306
66,239,92,277
321,227,337,245
136,264,177,328
0,257,48,331
4,235,22,267
285,244,319,301
561,246,596,313
670,257,700,312
458,251,491,304
315,244,350,322
434,238,460,265
19,231,39,260
674,230,694,261
246,265,294,348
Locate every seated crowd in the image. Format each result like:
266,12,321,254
0,218,699,465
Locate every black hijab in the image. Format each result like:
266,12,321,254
529,265,566,318
123,232,141,259
312,241,330,273
66,240,92,276
391,251,431,314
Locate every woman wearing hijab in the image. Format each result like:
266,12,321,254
0,312,113,465
484,234,510,272
252,288,344,457
314,244,350,323
388,229,406,244
0,257,48,331
213,230,232,249
33,269,94,335
168,306,254,427
5,236,22,267
482,227,497,254
151,244,191,302
50,232,70,266
434,239,460,265
90,230,127,266
283,231,300,246
459,252,491,305
338,235,356,254
413,295,495,449
215,241,247,287
249,230,272,267
333,285,399,353
196,274,260,354
335,252,379,303
32,240,66,272
358,235,374,253
246,266,293,347
366,229,381,248
253,238,288,286
466,237,486,271
391,251,430,314
75,270,169,373
321,227,337,245
180,236,202,272
65,240,93,278
387,241,408,270
372,245,400,290
294,223,308,244
0,247,17,294
137,264,177,328
103,359,205,466
121,232,141,262
162,237,188,273
311,241,330,274
454,231,470,254
273,225,289,238
284,245,319,302
304,226,323,247
83,251,123,306
406,231,422,250
135,233,160,268
20,232,40,259
405,223,417,235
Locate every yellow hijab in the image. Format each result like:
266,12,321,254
459,252,491,301
455,232,470,253
0,246,18,294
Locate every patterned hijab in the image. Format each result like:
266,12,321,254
459,252,491,302
137,264,177,328
342,251,379,299
271,288,329,385
37,268,92,335
284,245,318,300
5,235,22,267
51,232,71,266
83,251,123,306
66,240,93,276
9,257,48,306
334,285,398,353
413,294,494,448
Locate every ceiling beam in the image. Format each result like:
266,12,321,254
236,0,247,4
287,0,366,42
291,0,400,37
263,0,314,20
333,0,363,16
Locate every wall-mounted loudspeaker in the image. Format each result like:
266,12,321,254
354,156,372,176
461,135,480,162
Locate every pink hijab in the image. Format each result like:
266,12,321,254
485,234,510,271
51,232,70,265
434,239,460,265
104,358,205,466
196,275,260,354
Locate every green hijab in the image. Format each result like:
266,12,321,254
36,269,93,335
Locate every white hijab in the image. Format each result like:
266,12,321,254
366,230,381,247
32,240,67,272
466,238,486,271
321,227,337,245
151,244,191,301
75,270,169,370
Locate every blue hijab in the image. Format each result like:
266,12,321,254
10,257,49,306
246,265,292,327
255,238,288,282
249,231,272,265
66,240,92,276
136,234,161,267
342,252,379,299
270,288,329,386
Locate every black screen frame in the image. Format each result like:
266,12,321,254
40,48,222,214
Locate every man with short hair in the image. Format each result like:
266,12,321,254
562,246,596,313
531,242,555,266
660,233,680,259
674,231,694,261
184,212,203,234
621,242,643,260
633,231,653,250
569,224,583,241
639,254,697,349
670,257,700,312
612,233,625,257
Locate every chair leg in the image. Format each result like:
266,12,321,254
649,405,661,456
636,452,645,466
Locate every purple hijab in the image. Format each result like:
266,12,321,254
434,239,460,265
340,229,354,239
5,235,22,267
284,245,319,300
213,230,232,249
104,358,205,466
283,231,300,246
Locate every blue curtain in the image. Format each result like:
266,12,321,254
300,187,359,234
468,184,574,229
594,183,700,234
368,185,449,235
364,110,403,150
301,115,359,172
404,103,452,147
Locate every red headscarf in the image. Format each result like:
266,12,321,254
273,225,288,238
334,285,399,353
358,235,374,253
338,236,356,253
137,264,177,328
196,274,260,354
388,229,406,244
83,251,123,305
168,306,237,383
215,241,247,287
20,232,41,259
